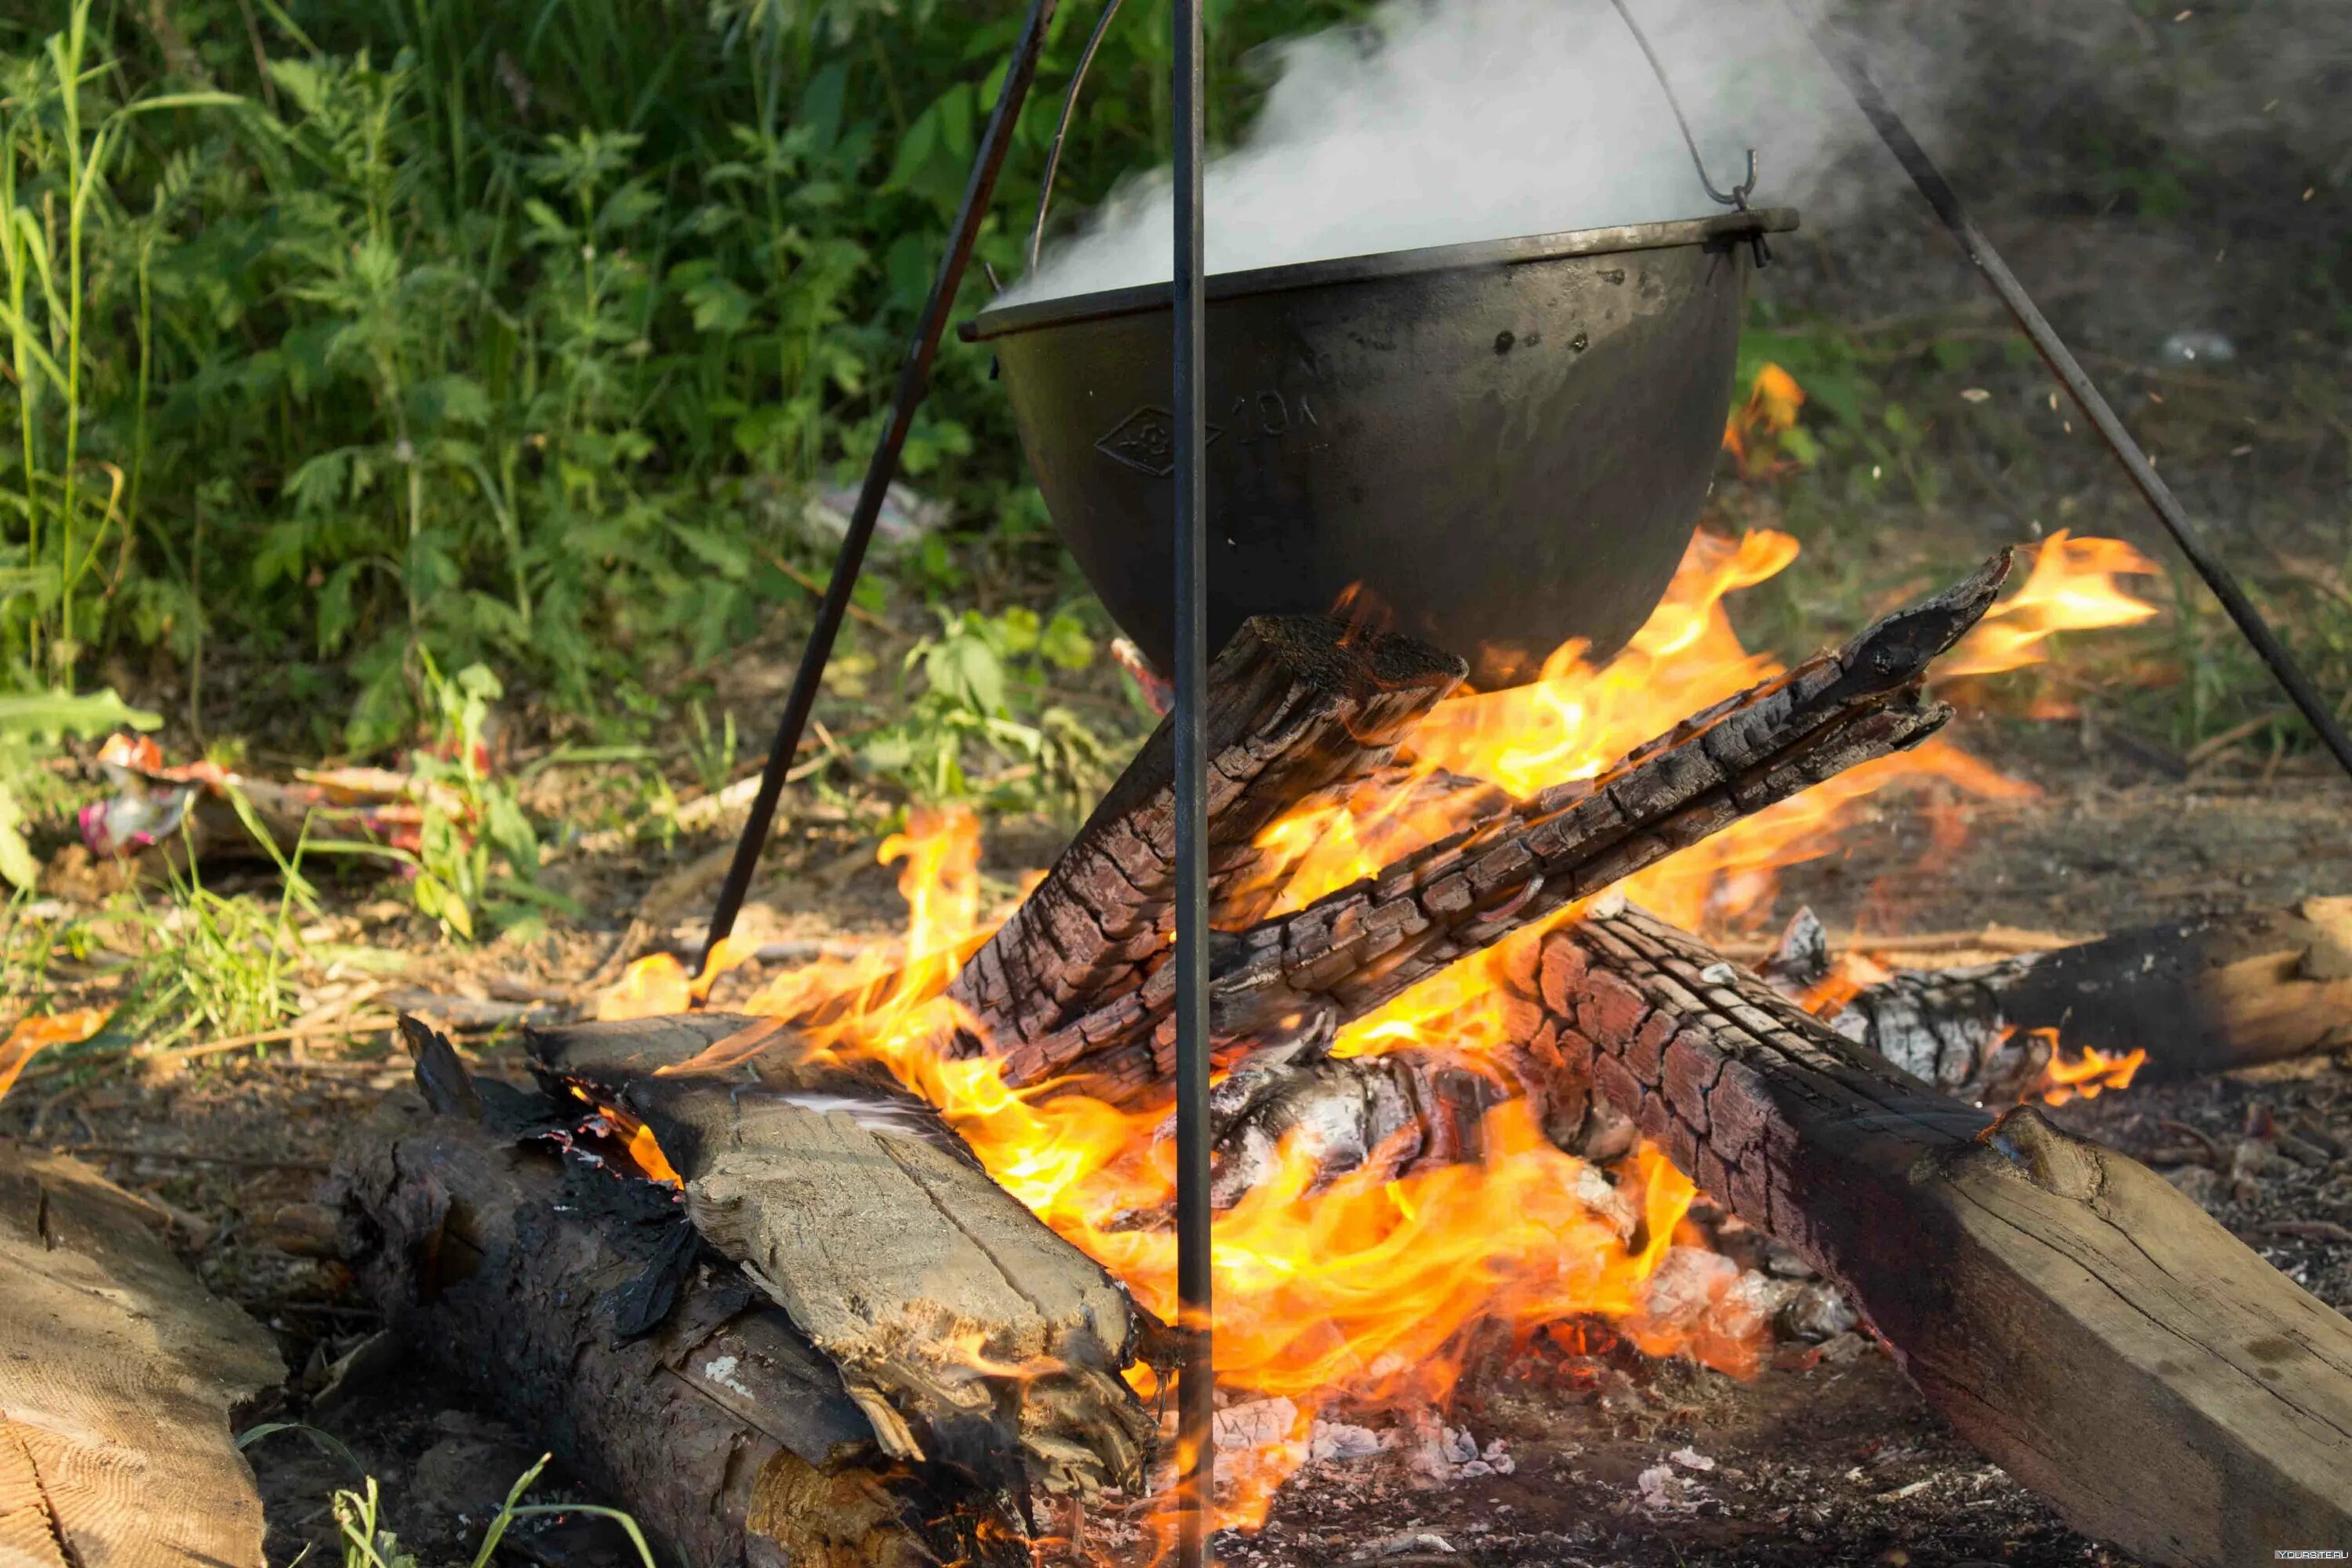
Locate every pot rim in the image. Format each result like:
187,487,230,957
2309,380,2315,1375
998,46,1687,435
960,206,1798,344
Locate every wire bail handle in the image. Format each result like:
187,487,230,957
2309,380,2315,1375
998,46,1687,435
1605,0,1770,264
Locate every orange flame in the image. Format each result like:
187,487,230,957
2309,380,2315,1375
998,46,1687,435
626,520,2165,1536
2029,1031,2147,1105
570,1087,685,1185
1944,529,2161,677
594,934,766,1020
1722,362,1806,477
654,809,1745,1533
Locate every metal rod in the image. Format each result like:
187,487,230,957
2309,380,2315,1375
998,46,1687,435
1030,0,1129,270
1791,3,2352,783
702,0,1062,963
1171,0,1214,1555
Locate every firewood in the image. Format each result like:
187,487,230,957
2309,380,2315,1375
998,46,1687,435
528,1014,1156,1500
1828,897,2352,1098
0,1139,283,1568
1204,1048,1505,1207
1528,905,2352,1568
946,615,1467,1065
333,1045,1025,1568
1015,553,2014,1102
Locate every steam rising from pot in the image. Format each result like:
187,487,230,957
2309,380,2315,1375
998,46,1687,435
1003,0,1880,305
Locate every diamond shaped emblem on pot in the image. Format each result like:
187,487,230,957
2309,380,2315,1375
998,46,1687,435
1095,405,1221,477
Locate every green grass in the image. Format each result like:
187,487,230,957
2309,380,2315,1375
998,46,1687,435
239,1424,657,1568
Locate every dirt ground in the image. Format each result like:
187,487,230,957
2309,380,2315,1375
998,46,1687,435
7,723,2348,1568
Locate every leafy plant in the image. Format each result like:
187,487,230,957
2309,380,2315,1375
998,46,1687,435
399,656,562,940
858,603,1117,815
0,0,1377,746
0,0,236,683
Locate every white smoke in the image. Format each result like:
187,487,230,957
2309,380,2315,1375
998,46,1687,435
1004,0,1887,305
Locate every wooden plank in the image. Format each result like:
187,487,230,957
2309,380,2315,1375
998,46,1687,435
0,1139,282,1568
1531,906,2352,1568
529,1014,1155,1499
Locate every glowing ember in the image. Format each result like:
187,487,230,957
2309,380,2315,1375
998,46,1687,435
571,1087,685,1186
0,1007,110,1104
2030,1031,2147,1105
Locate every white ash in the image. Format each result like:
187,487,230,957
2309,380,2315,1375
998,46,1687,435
1637,1461,1707,1514
1310,1420,1397,1464
1405,1413,1514,1482
1214,1395,1301,1453
1352,1531,1459,1562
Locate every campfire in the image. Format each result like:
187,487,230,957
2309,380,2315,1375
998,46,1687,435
292,513,2352,1566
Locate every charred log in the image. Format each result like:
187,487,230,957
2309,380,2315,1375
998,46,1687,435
946,615,1465,1064
333,1045,1025,1568
528,1014,1156,1499
1528,905,2352,1568
1823,898,2352,1098
0,1140,282,1568
1014,553,2013,1101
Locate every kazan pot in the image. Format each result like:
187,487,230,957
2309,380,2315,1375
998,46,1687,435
961,207,1798,689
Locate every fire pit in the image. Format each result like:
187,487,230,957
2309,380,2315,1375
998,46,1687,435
965,209,1798,688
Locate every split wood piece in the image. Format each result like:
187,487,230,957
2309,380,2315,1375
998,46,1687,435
1205,1048,1504,1209
944,615,1466,1066
1530,905,2352,1568
0,1138,282,1568
1025,553,2013,1102
1824,897,2352,1098
333,1054,1023,1568
529,1014,1156,1499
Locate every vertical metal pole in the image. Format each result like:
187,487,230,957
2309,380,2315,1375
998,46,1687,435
1171,0,1214,1557
702,0,1061,964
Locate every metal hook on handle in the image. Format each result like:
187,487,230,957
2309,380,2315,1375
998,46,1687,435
1029,0,1131,271
1606,0,1771,263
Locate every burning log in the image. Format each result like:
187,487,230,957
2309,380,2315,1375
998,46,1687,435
333,1030,1027,1568
0,1139,283,1567
947,615,1467,1065
1818,898,2352,1099
1013,553,2013,1101
1528,904,2352,1567
527,1014,1156,1499
1204,1049,1507,1208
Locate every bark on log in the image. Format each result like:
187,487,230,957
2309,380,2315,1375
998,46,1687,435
1529,905,2352,1568
333,1047,1024,1568
946,615,1466,1065
1018,553,2013,1102
0,1138,282,1568
1827,897,2352,1098
528,1014,1155,1499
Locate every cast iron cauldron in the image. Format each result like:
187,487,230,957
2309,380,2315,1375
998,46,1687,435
963,208,1798,689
